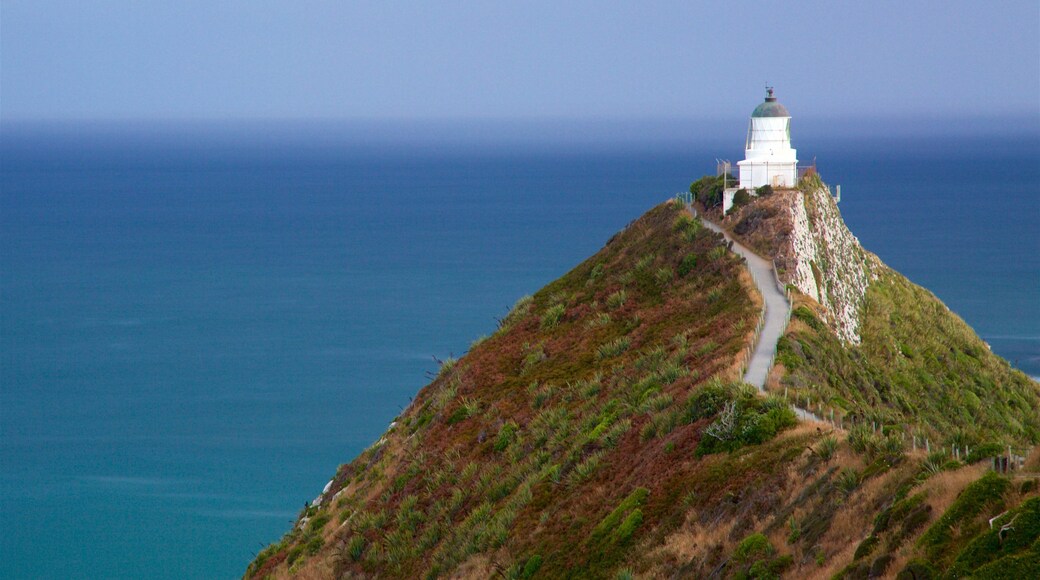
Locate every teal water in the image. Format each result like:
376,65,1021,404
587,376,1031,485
2,121,1038,578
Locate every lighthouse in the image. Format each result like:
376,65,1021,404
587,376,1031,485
736,87,798,190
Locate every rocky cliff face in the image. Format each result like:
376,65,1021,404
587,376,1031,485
778,178,880,344
726,175,879,344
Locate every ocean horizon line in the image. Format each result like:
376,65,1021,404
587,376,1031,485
3,113,1038,143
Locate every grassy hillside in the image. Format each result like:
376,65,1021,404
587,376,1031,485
712,174,1040,447
775,269,1040,447
246,201,775,578
245,199,1040,579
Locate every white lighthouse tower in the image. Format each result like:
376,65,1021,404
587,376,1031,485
737,87,798,190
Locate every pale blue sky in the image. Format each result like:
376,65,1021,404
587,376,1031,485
2,1,1038,121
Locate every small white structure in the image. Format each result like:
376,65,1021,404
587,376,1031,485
738,87,798,190
723,88,799,214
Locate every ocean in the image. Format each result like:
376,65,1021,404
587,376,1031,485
2,119,1038,578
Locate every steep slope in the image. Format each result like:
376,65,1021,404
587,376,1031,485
246,201,774,578
720,175,1040,446
246,193,1040,579
721,174,878,344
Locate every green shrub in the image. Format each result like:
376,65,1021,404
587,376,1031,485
678,254,698,277
854,534,878,560
735,533,774,562
918,471,1010,561
591,488,649,543
674,214,702,241
847,425,877,455
895,560,937,579
733,533,791,580
947,497,1040,577
965,442,1005,463
696,386,796,456
791,305,824,330
286,544,305,566
305,534,324,555
521,555,543,579
690,174,727,208
869,554,893,578
520,342,547,375
600,418,631,448
729,188,751,213
614,509,643,544
687,378,734,421
971,552,1040,578
756,184,774,196
307,513,330,533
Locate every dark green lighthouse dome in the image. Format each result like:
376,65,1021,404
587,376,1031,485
751,87,790,118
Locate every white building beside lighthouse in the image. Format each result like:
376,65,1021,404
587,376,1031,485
737,87,798,190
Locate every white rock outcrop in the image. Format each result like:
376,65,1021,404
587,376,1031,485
782,182,880,344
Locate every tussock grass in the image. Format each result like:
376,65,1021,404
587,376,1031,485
540,303,566,330
606,289,628,310
597,336,631,360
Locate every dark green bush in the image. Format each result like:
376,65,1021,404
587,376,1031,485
695,386,796,456
689,174,728,208
918,472,1010,561
687,379,735,422
732,188,751,208
591,487,648,544
286,544,305,566
853,534,878,560
966,442,1005,463
614,509,643,544
678,254,698,277
735,533,774,562
947,497,1040,577
733,533,791,580
895,559,937,579
521,555,543,579
792,306,824,331
305,534,324,555
869,554,893,578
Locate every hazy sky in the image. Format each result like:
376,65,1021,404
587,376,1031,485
2,1,1038,121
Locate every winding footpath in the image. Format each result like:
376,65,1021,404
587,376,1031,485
689,204,820,423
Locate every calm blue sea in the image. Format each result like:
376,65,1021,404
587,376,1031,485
2,119,1038,579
